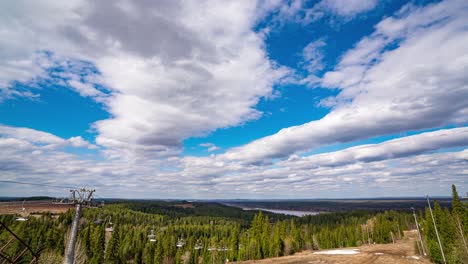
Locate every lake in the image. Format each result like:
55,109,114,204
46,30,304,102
243,207,321,217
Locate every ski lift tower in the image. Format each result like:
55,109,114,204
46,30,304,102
63,188,95,264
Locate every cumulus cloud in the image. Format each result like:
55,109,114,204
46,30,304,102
0,0,467,198
0,0,290,159
280,127,468,168
224,0,468,163
0,125,97,149
0,126,466,198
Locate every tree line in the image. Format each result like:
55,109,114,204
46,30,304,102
0,185,465,263
0,203,410,263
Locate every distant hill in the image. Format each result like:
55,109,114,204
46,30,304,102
222,197,453,212
0,196,55,201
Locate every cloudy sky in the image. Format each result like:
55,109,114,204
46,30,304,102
0,0,467,198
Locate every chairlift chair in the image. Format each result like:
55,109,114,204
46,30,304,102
15,200,29,221
194,240,203,250
219,246,229,251
176,238,185,248
208,246,216,251
94,214,104,224
105,216,114,232
147,229,156,242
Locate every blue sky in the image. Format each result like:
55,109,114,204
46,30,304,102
0,0,467,198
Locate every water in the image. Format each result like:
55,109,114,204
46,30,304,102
243,207,321,217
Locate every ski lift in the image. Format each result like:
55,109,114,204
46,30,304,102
208,246,216,251
105,216,114,232
94,214,104,224
219,246,229,251
147,229,156,242
176,238,185,248
194,240,203,250
53,198,65,204
15,200,29,222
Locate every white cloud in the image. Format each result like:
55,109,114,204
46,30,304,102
302,39,326,73
0,0,467,198
224,0,468,163
67,80,103,98
67,136,98,149
0,0,290,159
0,125,64,145
0,125,97,150
280,127,468,168
0,125,466,198
199,143,221,152
266,0,378,26
0,1,84,87
317,0,377,17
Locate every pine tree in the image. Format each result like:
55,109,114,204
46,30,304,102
105,224,121,264
261,215,270,258
228,226,239,261
270,224,283,257
153,239,163,264
452,185,464,217
143,242,154,264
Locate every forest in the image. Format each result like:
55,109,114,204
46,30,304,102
0,185,466,263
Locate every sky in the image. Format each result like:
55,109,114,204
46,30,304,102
0,0,467,199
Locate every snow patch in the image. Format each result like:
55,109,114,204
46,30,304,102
374,252,384,255
313,249,360,255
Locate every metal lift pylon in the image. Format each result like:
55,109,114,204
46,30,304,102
0,221,40,264
63,188,95,264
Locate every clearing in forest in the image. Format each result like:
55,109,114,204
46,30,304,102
236,230,431,264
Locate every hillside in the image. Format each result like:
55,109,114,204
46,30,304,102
237,230,430,264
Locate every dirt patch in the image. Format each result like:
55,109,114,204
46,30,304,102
0,200,73,216
235,230,431,264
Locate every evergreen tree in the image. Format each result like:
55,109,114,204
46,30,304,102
228,226,239,261
270,224,283,257
452,185,464,217
154,239,163,264
105,224,121,264
91,225,105,263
